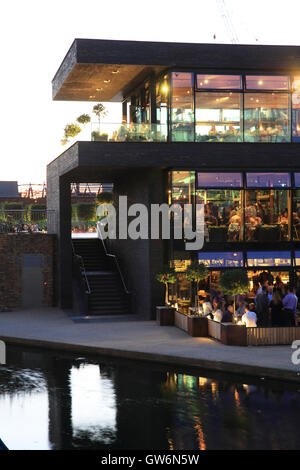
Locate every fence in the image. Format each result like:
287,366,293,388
247,326,300,346
0,210,56,233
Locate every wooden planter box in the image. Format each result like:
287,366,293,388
156,306,175,326
206,319,247,346
160,308,300,346
174,310,208,337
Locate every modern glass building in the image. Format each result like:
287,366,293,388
48,39,300,318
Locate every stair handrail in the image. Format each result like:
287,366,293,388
71,241,91,295
97,221,130,295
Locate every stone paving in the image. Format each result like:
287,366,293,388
0,308,300,381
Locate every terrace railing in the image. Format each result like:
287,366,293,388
91,122,168,143
0,209,56,233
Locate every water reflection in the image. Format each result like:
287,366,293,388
71,364,116,447
0,346,300,450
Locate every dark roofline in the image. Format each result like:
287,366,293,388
52,38,300,101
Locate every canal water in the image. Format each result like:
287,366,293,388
0,345,300,450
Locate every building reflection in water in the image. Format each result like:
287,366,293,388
70,364,116,446
0,346,300,450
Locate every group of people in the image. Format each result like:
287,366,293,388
0,221,43,233
203,197,289,242
200,295,257,327
198,277,298,328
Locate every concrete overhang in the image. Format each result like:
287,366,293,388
47,141,300,182
52,39,300,102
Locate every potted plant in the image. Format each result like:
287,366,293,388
156,266,177,306
91,131,108,142
219,269,249,316
185,261,209,313
93,103,108,134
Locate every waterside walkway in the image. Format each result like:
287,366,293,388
0,308,300,382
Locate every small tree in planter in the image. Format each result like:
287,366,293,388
185,261,209,313
156,266,177,306
219,269,249,316
93,103,108,134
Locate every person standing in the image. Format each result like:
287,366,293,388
255,285,269,326
269,289,284,326
282,286,298,326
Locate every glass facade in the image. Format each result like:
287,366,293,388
168,171,300,243
197,252,243,267
197,74,242,90
197,189,243,242
245,75,289,91
245,189,289,242
246,172,291,188
197,172,242,188
195,92,242,142
244,93,289,142
168,72,300,143
171,72,194,142
247,251,291,267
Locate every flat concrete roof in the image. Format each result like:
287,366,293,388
52,38,300,102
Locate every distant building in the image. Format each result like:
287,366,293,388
48,38,300,318
0,181,19,198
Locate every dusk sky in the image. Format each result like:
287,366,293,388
1,0,300,183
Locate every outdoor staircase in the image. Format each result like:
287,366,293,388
72,238,130,316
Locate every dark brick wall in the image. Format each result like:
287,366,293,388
0,234,56,308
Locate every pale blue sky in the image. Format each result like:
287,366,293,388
1,0,300,183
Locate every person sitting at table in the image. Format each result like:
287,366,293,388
117,120,128,141
208,124,218,136
225,124,237,136
278,209,289,225
222,304,234,323
213,302,223,323
228,210,241,241
241,303,257,328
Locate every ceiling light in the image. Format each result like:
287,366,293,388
104,79,111,84
112,70,120,74
258,80,263,85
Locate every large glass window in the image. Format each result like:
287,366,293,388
292,76,300,142
171,72,194,142
197,172,243,188
197,74,242,90
246,75,289,91
245,189,290,242
195,92,242,142
292,190,300,240
247,251,291,267
294,173,300,187
156,74,169,141
244,93,290,142
171,171,195,205
246,172,291,188
197,189,243,242
198,251,243,267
